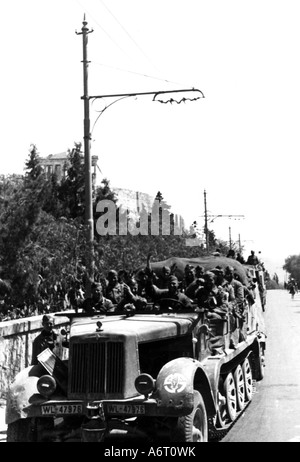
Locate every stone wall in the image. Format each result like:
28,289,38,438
0,314,70,400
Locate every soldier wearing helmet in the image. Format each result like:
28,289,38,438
31,314,58,365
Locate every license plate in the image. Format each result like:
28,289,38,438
41,403,83,415
107,404,145,415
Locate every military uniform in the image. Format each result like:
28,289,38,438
196,284,229,319
82,297,114,314
31,329,57,365
106,282,129,305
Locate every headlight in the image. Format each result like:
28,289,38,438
135,373,155,398
37,375,57,397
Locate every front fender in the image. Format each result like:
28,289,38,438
154,357,215,416
5,364,48,425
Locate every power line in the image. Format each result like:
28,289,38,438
99,0,159,71
201,190,245,252
92,61,192,88
76,0,193,90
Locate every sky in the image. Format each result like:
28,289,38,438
1,0,300,281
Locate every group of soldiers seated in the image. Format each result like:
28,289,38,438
73,264,257,328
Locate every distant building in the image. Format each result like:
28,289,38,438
111,187,185,232
111,187,155,218
39,152,68,182
39,154,184,232
39,152,99,185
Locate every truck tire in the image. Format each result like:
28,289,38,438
234,365,245,411
224,372,237,421
214,378,230,429
242,357,253,402
170,391,208,442
7,418,37,442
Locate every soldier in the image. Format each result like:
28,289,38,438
195,272,229,320
105,270,130,305
116,278,148,311
236,252,245,264
150,275,194,311
185,265,206,299
211,267,235,302
195,265,205,279
224,266,245,310
246,250,260,265
182,265,196,292
135,269,153,301
224,266,247,341
67,277,84,313
155,266,172,289
31,314,58,365
82,282,115,314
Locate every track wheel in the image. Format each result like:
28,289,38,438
224,372,237,421
234,364,245,411
255,343,265,380
171,391,208,442
242,357,253,402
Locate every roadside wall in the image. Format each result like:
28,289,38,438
0,314,70,400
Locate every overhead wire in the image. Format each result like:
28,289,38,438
75,0,195,90
99,0,159,72
92,61,194,88
97,0,197,89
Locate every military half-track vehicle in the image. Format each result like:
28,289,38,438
6,256,266,442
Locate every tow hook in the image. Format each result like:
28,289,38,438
81,402,107,442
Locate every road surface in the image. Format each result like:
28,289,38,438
222,289,300,442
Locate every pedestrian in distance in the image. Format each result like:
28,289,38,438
289,279,296,299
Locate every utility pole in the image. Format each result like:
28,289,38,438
238,233,242,253
75,16,204,283
204,189,209,253
202,190,244,253
76,16,94,289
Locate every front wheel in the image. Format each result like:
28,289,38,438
171,391,208,442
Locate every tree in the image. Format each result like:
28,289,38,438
57,142,85,220
283,255,300,286
24,144,43,180
149,191,174,235
0,176,46,275
42,173,64,219
12,212,87,307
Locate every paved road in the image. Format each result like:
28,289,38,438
222,289,300,442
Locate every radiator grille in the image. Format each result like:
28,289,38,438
70,342,124,395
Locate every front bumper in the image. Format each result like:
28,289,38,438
12,393,193,423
